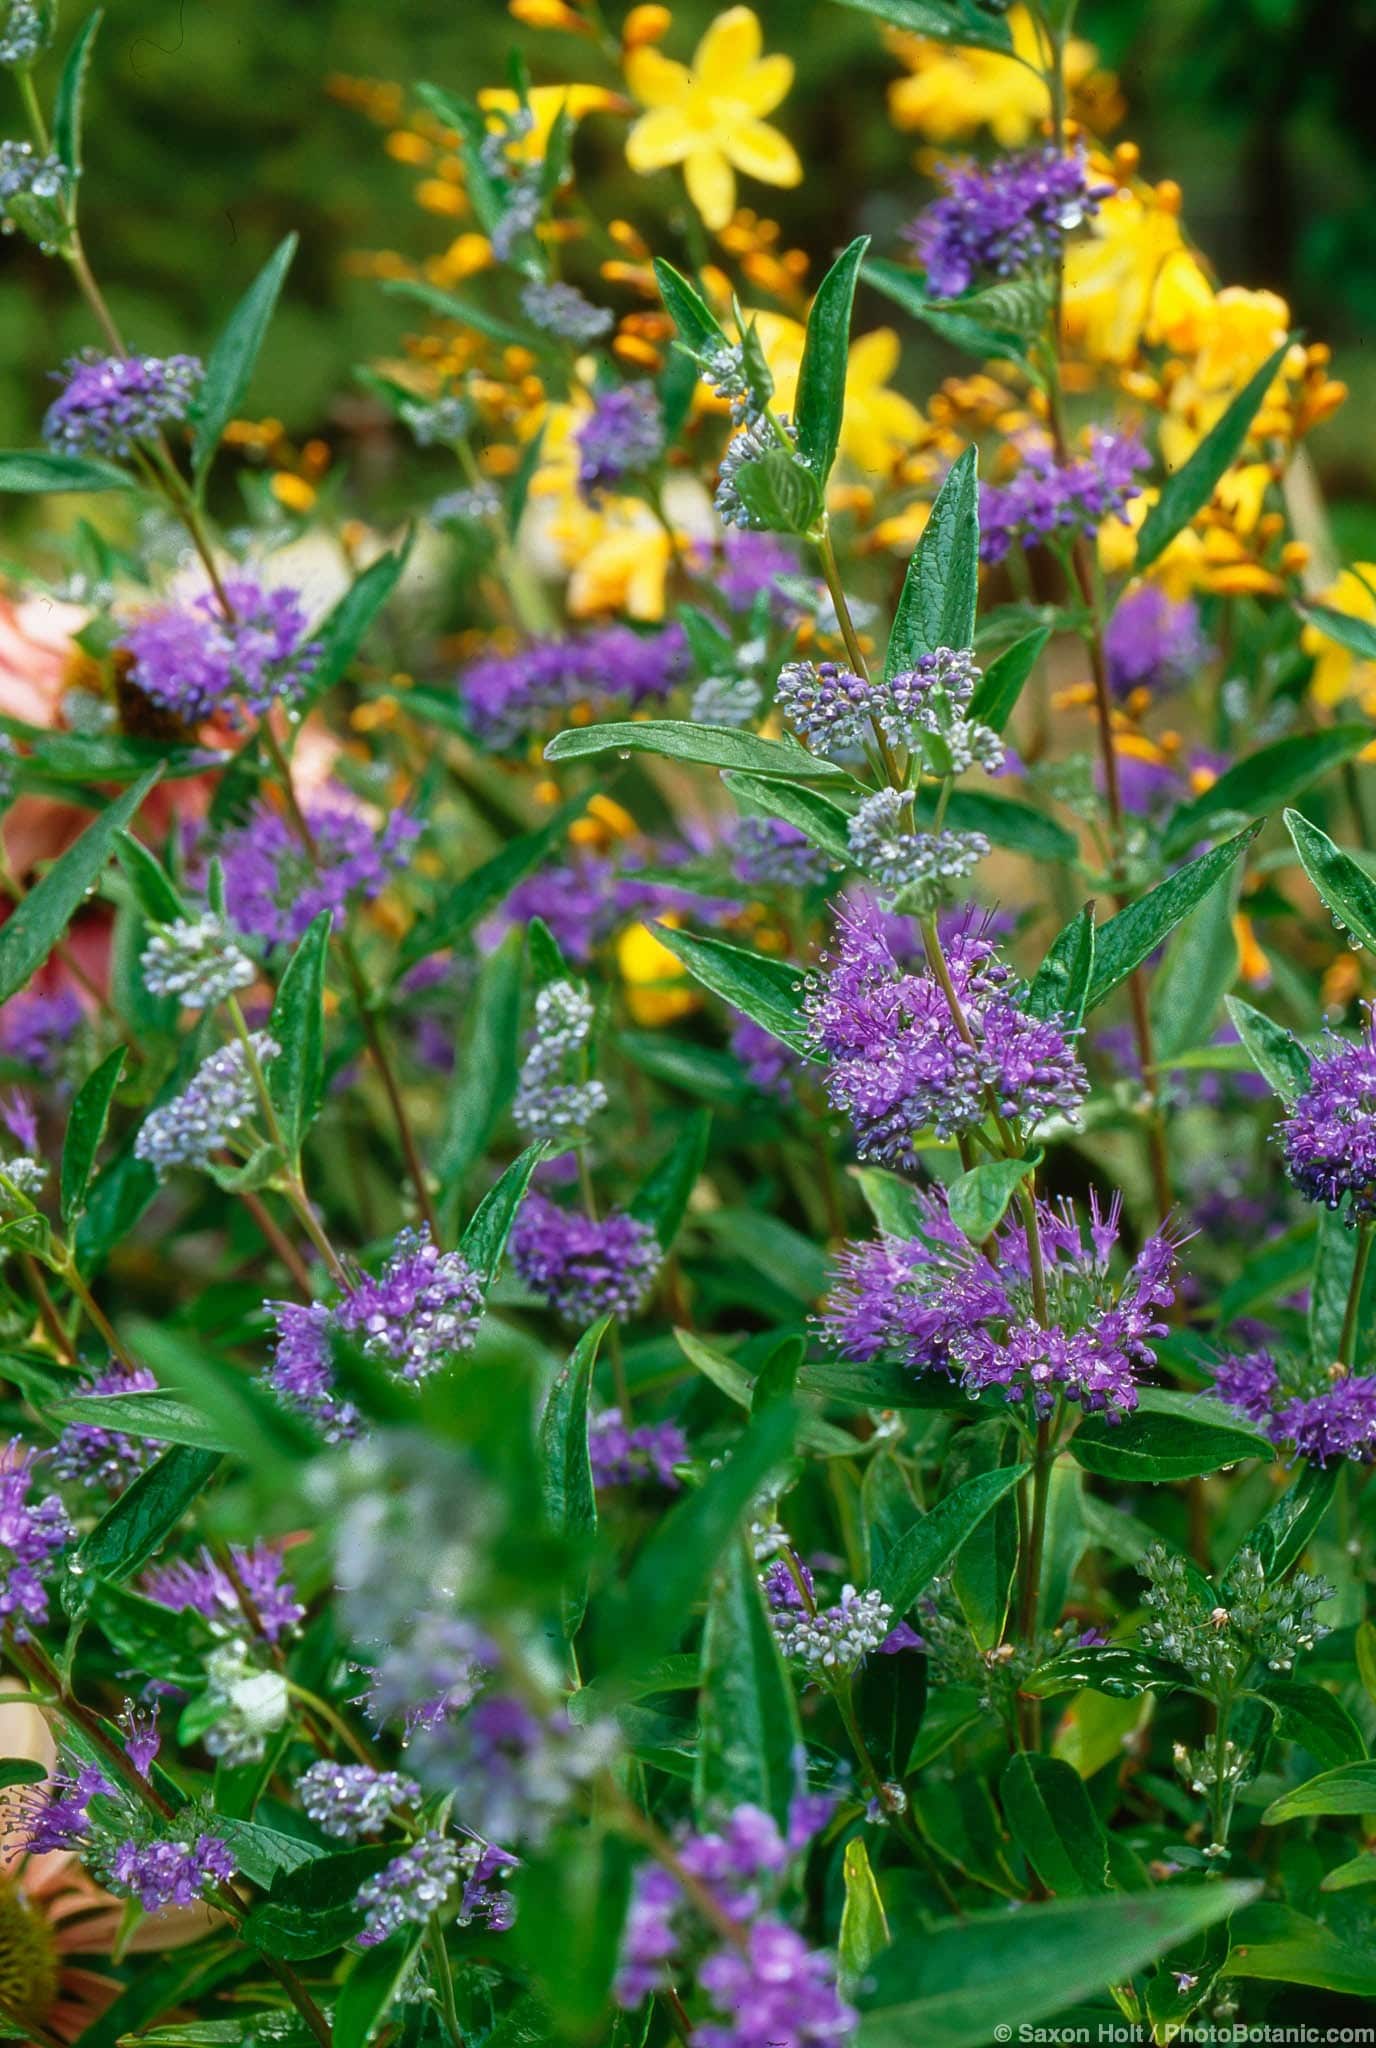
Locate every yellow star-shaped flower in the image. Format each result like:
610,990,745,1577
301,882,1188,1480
624,6,802,232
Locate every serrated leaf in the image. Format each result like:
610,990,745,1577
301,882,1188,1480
1246,1462,1337,1578
1084,824,1260,1012
1000,1752,1111,1896
1225,995,1310,1106
649,923,813,1053
241,1844,392,1958
1286,805,1376,954
545,719,850,781
696,1535,801,1829
1027,904,1095,1031
886,445,979,675
60,1045,126,1227
192,236,298,480
732,449,824,535
1161,727,1369,859
1136,342,1289,569
1262,1761,1376,1820
945,1155,1036,1241
44,1390,230,1452
0,770,160,1005
1264,1681,1366,1770
933,787,1079,865
795,235,869,486
876,1462,1030,1615
77,1446,223,1583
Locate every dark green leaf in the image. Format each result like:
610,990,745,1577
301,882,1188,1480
731,450,824,536
1308,1204,1368,1369
266,912,330,1163
192,237,298,480
1247,1462,1337,1578
0,722,222,788
0,1759,46,1790
397,795,587,972
649,923,812,1053
53,8,103,173
299,540,412,710
969,626,1049,733
1161,727,1369,859
0,770,160,1005
60,1045,125,1226
1263,1762,1376,1821
461,1140,546,1286
512,1829,631,2042
1149,859,1240,1060
216,1818,323,1889
1225,995,1311,1107
1264,1681,1366,1769
630,1112,710,1250
864,257,1028,367
44,1389,230,1452
876,1461,1030,1615
545,719,849,780
722,771,853,863
795,235,870,486
435,929,523,1207
1299,599,1376,664
1027,905,1095,1031
1000,1752,1110,1896
539,1320,604,1635
832,0,1013,54
114,831,187,924
653,258,731,357
128,1319,319,1470
945,1156,1036,1242
677,1329,859,1458
241,1845,392,1958
77,1446,223,1582
858,1884,1258,2047
332,1931,425,2048
886,446,979,676
1085,825,1261,1012
0,450,135,493
1286,805,1376,953
1136,343,1289,568
1219,1904,1376,1996
696,1535,801,1828
936,788,1078,864
1071,1399,1269,1481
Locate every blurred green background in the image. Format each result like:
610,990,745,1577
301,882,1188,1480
2,0,1374,529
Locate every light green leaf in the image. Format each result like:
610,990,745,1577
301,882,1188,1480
53,8,103,174
1262,1760,1376,1822
864,256,1029,367
839,1838,890,1994
539,1320,604,1636
1286,805,1376,953
935,787,1079,865
43,1390,230,1453
886,446,979,676
0,770,160,1005
795,236,870,486
397,794,588,972
653,258,731,357
299,539,411,709
114,831,187,924
831,0,1013,53
1224,994,1310,1106
0,450,135,493
333,1930,425,2048
722,771,854,864
1219,1904,1376,1995
1149,858,1240,1060
545,719,850,781
945,1155,1037,1242
732,449,823,536
192,236,299,480
1071,1400,1269,1482
1136,343,1289,568
461,1141,546,1287
435,928,524,1208
1299,598,1376,665
60,1044,126,1227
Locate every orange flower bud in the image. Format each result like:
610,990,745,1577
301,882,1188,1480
623,4,672,48
271,472,316,514
1112,140,1140,179
509,0,592,30
613,333,663,371
1154,179,1183,214
385,130,431,165
1280,541,1310,575
415,179,465,216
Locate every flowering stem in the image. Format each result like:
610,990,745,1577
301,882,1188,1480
22,1253,78,1364
237,1184,315,1293
225,997,351,1288
1339,1221,1372,1368
831,1678,962,1914
814,523,905,790
429,1917,466,2046
58,1257,142,1377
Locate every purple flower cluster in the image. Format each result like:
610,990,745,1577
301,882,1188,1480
1104,585,1204,699
268,1300,360,1441
334,1227,484,1383
217,796,419,950
1281,1018,1376,1217
354,1832,458,1947
298,1761,418,1840
511,1194,662,1325
1215,1350,1376,1464
615,1800,853,2047
762,1561,895,1674
110,1834,235,1912
0,986,82,1073
731,1014,802,1099
142,1542,304,1643
805,903,1086,1164
905,145,1107,299
51,1364,160,1492
120,577,321,723
0,1441,72,1634
825,1187,1179,1417
120,1701,161,1779
588,1409,687,1491
732,816,831,892
19,1764,111,1856
43,351,202,459
460,623,688,749
712,531,802,618
577,382,664,499
410,1691,617,1848
980,430,1150,565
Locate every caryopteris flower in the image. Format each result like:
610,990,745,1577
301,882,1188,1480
142,1542,304,1644
108,1836,235,1913
577,382,664,500
824,1187,1178,1418
1104,584,1203,699
140,914,256,1010
511,1195,662,1325
980,429,1150,564
1215,1349,1376,1464
588,1410,687,1492
120,578,322,722
297,1762,418,1841
846,787,989,905
459,623,687,749
624,6,802,233
0,139,68,248
0,1442,72,1634
1139,1542,1331,1685
763,1563,894,1675
333,1227,484,1383
906,145,1107,300
133,1033,278,1178
354,1832,458,1948
1281,1015,1376,1217
268,1299,360,1441
43,352,202,460
512,978,607,1144
805,904,1085,1162
519,279,612,344
217,797,418,949
731,815,831,892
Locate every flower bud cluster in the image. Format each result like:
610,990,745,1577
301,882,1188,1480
1139,1542,1332,1688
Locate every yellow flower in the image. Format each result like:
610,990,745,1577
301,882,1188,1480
624,6,801,232
1062,184,1212,366
477,83,624,161
1158,288,1291,467
1303,565,1376,710
886,6,1097,146
745,312,921,477
551,496,676,620
617,919,699,1025
1097,490,1205,599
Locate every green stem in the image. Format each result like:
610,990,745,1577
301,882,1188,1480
429,1917,466,2047
1339,1221,1373,1367
832,1679,963,1914
814,522,905,789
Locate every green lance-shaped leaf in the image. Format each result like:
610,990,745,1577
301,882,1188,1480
945,1155,1038,1242
1263,1761,1376,1822
695,1534,802,1830
460,1140,547,1288
1299,597,1376,664
114,831,188,924
1070,1394,1270,1482
1263,1681,1367,1770
630,1111,710,1250
53,7,104,174
649,922,814,1054
267,911,331,1164
886,444,979,677
512,1828,633,2043
538,1320,604,1637
839,1838,891,1995
192,234,299,482
864,256,1029,369
0,722,224,790
794,235,870,487
1244,1460,1337,1578
1307,1203,1376,1369
0,451,136,494
1083,822,1261,1013
1286,805,1376,954
0,769,160,1006
1026,904,1095,1032
969,624,1049,733
435,928,524,1212
875,1461,1030,1616
653,256,732,358
60,1045,126,1227
1135,341,1290,569
1218,1903,1376,1996
298,537,412,710
830,0,1014,54
857,1883,1259,2048
723,770,854,864
44,1389,230,1453
934,788,1078,864
333,1930,426,2048
1160,726,1370,860
383,278,544,351
1149,858,1240,1061
1225,994,1311,1107
604,1401,796,1681
1000,1752,1111,1897
544,718,851,781
127,1319,320,1473
77,1445,223,1583
242,1845,397,1959
396,793,589,973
